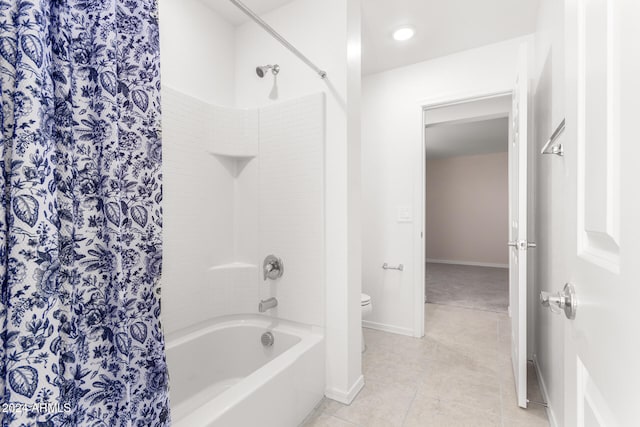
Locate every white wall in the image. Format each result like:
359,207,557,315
159,0,235,105
235,0,363,403
159,0,238,335
426,152,509,267
362,36,533,336
531,0,565,425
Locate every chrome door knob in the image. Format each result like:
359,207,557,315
507,240,536,249
540,283,577,319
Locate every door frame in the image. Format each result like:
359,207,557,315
415,88,513,337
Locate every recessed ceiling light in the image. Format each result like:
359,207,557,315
393,27,415,41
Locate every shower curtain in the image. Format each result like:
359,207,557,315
0,0,169,425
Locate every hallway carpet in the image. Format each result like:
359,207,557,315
426,263,508,313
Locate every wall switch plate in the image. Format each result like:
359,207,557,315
397,206,412,223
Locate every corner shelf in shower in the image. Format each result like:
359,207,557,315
209,262,258,272
207,150,257,177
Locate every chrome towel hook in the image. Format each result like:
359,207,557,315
540,119,565,156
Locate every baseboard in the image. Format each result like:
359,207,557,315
362,320,414,337
532,354,559,427
325,374,364,405
426,258,508,269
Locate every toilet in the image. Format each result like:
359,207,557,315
361,293,372,353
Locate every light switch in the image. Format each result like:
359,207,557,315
397,206,412,223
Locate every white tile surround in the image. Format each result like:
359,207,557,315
160,0,360,410
162,87,254,334
162,87,325,334
206,106,259,160
259,94,326,327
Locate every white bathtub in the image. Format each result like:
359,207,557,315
165,315,324,427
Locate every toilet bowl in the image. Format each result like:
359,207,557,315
361,293,372,353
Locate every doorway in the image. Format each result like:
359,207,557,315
416,53,534,409
423,94,512,314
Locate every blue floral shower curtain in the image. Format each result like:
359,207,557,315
0,0,169,425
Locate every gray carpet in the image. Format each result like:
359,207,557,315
426,263,508,313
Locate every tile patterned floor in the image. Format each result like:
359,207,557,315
303,304,549,427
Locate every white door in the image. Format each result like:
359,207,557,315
561,1,640,425
508,45,530,409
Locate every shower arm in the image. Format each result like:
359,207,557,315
228,0,327,79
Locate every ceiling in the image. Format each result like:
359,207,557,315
201,0,540,75
362,0,540,74
425,117,508,159
201,0,293,25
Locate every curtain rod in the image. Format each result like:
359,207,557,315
228,0,327,79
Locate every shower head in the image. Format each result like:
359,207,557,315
256,64,280,78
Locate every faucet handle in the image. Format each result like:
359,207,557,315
263,255,284,280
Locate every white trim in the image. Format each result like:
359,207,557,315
324,374,364,405
532,354,558,427
425,112,509,128
419,89,513,111
362,320,415,337
426,258,509,269
414,100,427,339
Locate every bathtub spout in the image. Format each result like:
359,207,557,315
259,297,278,313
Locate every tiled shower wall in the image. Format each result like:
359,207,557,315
162,87,259,334
258,94,325,327
162,88,325,334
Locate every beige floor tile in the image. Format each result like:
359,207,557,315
425,323,497,346
426,303,501,327
425,345,501,381
497,315,512,340
305,304,550,427
503,408,549,427
425,306,500,358
429,330,499,358
404,396,501,427
363,351,429,390
312,397,346,417
417,368,502,417
362,330,436,389
495,356,517,386
502,415,550,427
363,328,395,349
330,379,416,427
364,328,438,358
497,335,512,357
430,341,502,376
303,413,359,427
